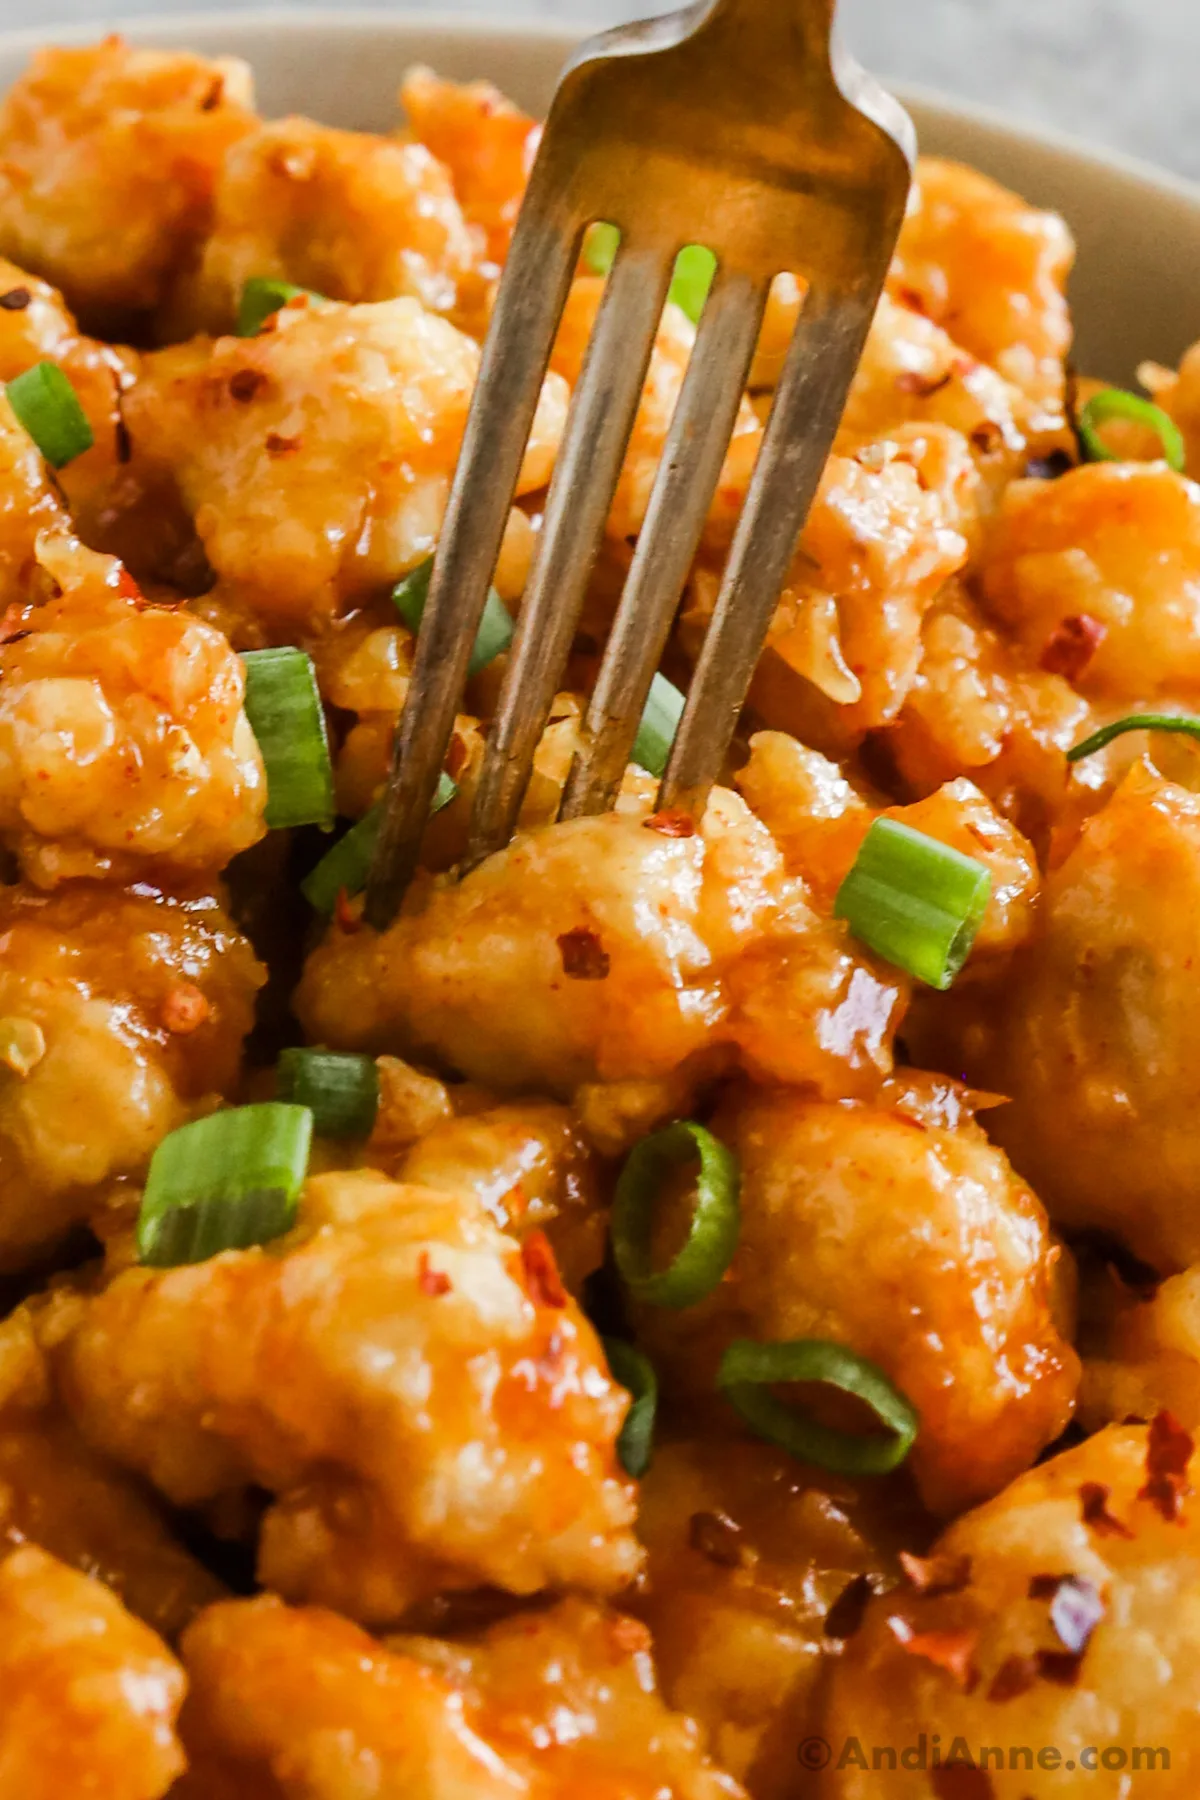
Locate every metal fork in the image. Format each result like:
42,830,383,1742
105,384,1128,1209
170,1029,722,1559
365,0,914,928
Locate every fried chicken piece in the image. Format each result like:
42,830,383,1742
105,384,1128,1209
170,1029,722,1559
179,1592,742,1799
0,1544,184,1800
930,765,1200,1273
889,157,1074,422
0,534,265,888
821,1424,1200,1798
637,1075,1079,1516
685,425,976,754
125,295,566,625
0,37,256,325
53,1169,640,1625
0,882,263,1269
173,113,479,335
296,790,908,1113
980,460,1200,702
736,731,1040,960
400,67,540,266
633,1433,918,1797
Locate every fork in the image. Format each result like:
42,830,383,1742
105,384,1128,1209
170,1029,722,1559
364,0,914,928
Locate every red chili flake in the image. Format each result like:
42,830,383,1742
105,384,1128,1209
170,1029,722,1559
608,1614,652,1656
556,926,610,980
1080,1481,1134,1540
116,566,145,604
1037,1649,1085,1686
445,733,469,780
899,1551,972,1597
987,1655,1038,1702
520,1229,567,1308
501,1181,528,1221
894,284,930,317
199,73,225,111
265,431,302,456
161,984,210,1035
0,603,30,644
228,368,267,403
643,809,696,838
1039,613,1106,681
969,421,1006,454
932,1768,995,1800
416,1250,451,1297
889,1619,979,1690
1139,1410,1194,1522
334,888,362,935
896,368,953,398
0,286,30,310
824,1572,874,1640
688,1509,746,1570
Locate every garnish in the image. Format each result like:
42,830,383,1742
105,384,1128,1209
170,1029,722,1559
1067,712,1200,763
135,1104,313,1268
604,1338,658,1478
276,1049,380,1139
612,1121,740,1310
833,818,991,991
300,771,457,914
716,1338,919,1475
1078,386,1186,472
241,647,335,830
7,361,94,467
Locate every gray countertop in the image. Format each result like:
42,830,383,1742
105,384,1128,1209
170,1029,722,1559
6,0,1200,183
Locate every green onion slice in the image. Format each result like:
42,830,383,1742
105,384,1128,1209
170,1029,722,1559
136,1103,313,1268
1078,386,1185,473
7,362,94,468
603,1338,658,1478
612,1120,740,1310
633,673,685,780
300,770,457,915
241,647,335,831
717,1338,919,1475
834,817,991,992
277,1048,379,1139
392,556,514,679
1067,711,1200,763
582,225,716,324
236,277,325,337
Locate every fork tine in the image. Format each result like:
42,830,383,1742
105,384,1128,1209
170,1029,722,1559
659,279,880,815
363,211,580,929
464,240,673,867
559,268,768,820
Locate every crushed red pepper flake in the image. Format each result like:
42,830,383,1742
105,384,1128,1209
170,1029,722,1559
265,431,302,456
608,1614,652,1656
0,603,30,644
889,1619,980,1690
520,1229,567,1309
1036,1648,1085,1687
643,809,696,838
334,888,362,936
895,368,953,398
688,1509,747,1570
229,368,267,403
416,1250,451,1297
824,1572,874,1641
1039,613,1106,681
1139,1410,1194,1522
557,926,610,980
1080,1481,1134,1540
900,1551,972,1597
988,1655,1039,1703
161,984,210,1036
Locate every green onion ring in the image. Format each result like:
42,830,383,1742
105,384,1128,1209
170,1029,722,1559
7,361,94,468
1067,711,1200,763
717,1338,919,1475
136,1103,313,1268
834,817,991,992
603,1338,658,1477
1078,387,1186,473
612,1120,740,1310
277,1049,379,1139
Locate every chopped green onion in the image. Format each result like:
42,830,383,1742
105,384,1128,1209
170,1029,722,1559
392,556,514,678
241,648,335,831
1067,711,1200,763
834,818,991,992
612,1120,740,1310
603,1338,658,1478
669,245,718,324
300,770,457,915
582,227,716,324
236,277,324,337
583,221,620,277
717,1338,919,1475
136,1103,313,1268
277,1049,379,1138
633,673,685,779
7,362,94,468
1078,387,1185,473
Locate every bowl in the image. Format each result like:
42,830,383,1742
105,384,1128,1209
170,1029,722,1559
0,6,1196,384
